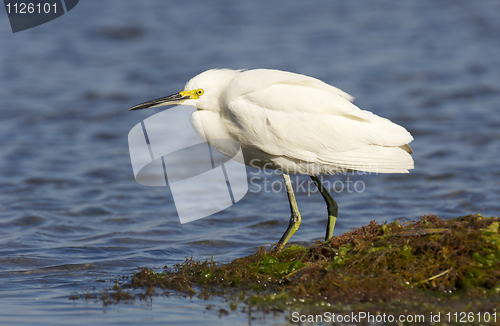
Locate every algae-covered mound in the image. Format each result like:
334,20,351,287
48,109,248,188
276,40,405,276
131,214,500,306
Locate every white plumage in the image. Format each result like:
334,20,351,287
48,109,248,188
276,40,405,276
129,68,414,248
183,69,413,175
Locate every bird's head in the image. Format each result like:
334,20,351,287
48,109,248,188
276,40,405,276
128,69,241,112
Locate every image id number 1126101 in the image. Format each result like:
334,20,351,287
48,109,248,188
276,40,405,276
6,2,57,14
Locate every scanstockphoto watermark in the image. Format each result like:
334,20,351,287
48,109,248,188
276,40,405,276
128,106,382,223
291,311,427,324
128,107,250,224
291,311,497,324
250,174,366,194
247,159,378,195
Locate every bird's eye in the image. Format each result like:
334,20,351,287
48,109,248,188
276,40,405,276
195,89,204,96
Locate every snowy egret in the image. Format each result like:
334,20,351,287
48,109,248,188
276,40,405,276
129,69,414,249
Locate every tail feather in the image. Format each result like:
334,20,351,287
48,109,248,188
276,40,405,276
318,145,414,173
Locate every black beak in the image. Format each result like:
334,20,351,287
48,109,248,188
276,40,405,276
128,92,190,111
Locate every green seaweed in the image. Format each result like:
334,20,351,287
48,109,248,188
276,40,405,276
251,255,305,277
71,214,500,323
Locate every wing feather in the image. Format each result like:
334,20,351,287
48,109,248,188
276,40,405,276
221,69,414,173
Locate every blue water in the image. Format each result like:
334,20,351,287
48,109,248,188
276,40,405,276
1,1,499,325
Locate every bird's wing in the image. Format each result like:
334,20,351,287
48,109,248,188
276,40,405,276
225,69,355,103
224,75,413,172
